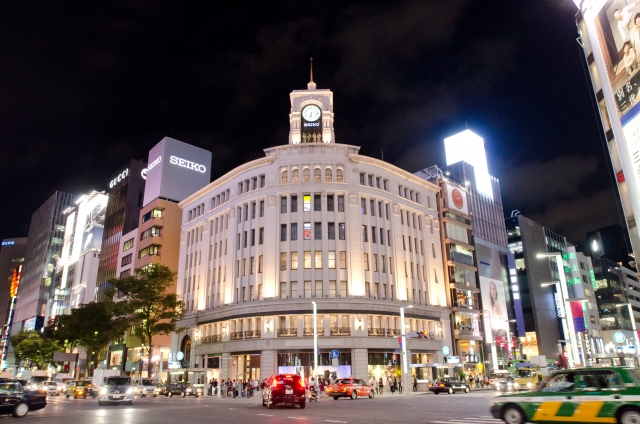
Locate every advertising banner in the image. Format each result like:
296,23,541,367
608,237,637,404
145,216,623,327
442,181,469,215
479,277,509,342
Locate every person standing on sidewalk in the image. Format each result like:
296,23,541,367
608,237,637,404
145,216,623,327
398,377,402,394
413,376,418,392
378,377,383,395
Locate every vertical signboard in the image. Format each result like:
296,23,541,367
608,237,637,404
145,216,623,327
479,277,509,343
507,254,526,337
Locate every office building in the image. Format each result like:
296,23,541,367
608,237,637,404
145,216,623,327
0,238,27,366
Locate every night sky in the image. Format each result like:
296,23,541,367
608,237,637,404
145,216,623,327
0,1,624,246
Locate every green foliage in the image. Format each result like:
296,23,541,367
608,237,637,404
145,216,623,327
106,264,184,375
10,329,61,370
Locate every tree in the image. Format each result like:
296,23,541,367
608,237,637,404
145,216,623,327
107,264,184,376
10,330,61,370
51,302,129,375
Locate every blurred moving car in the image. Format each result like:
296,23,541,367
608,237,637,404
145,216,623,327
0,381,47,418
496,377,516,393
262,374,306,409
428,378,470,395
38,381,61,396
488,370,513,390
65,380,92,399
513,368,540,391
326,378,375,400
132,378,157,397
152,382,166,397
165,382,202,398
98,376,134,406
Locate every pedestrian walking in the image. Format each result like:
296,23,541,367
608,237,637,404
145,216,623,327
378,377,383,395
475,375,479,388
398,377,402,394
391,377,397,394
413,376,418,392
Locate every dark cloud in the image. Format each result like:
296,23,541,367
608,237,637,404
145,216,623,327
0,1,621,249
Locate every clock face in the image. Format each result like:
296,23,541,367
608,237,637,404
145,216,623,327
302,105,321,122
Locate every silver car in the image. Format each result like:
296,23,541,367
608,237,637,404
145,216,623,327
132,378,157,397
39,381,61,396
98,376,134,406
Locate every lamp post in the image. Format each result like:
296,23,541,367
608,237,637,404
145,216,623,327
400,305,412,396
312,301,318,392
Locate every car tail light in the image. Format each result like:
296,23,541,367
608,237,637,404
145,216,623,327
271,380,278,388
438,384,444,387
299,379,305,388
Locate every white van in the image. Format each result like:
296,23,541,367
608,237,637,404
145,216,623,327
132,378,157,397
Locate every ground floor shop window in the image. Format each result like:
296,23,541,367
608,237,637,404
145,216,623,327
277,351,351,380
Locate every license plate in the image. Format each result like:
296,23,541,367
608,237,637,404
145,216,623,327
286,389,293,394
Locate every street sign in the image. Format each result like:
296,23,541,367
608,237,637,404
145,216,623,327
168,361,181,369
329,350,339,359
446,356,460,364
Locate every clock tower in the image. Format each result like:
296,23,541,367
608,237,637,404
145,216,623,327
288,60,335,144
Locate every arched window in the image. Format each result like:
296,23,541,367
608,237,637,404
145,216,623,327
337,168,344,182
303,168,310,182
314,168,321,182
281,169,288,184
292,168,299,183
325,168,333,182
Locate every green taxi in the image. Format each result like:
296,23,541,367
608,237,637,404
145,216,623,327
490,367,640,424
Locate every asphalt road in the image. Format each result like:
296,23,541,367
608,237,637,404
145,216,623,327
10,390,501,424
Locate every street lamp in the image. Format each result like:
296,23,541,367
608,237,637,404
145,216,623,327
312,301,318,392
537,252,580,368
615,302,638,365
400,305,413,396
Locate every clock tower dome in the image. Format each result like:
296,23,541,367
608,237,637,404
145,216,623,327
288,59,335,144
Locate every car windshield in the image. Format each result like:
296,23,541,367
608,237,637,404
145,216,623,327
155,383,165,388
43,382,56,386
0,383,20,394
490,373,509,379
105,377,131,386
334,379,352,385
76,381,90,387
275,376,300,385
141,379,155,385
539,373,574,393
516,370,532,378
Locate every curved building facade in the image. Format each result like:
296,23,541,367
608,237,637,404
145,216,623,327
173,81,454,386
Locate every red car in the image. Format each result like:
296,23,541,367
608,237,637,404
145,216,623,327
326,378,375,400
262,374,306,409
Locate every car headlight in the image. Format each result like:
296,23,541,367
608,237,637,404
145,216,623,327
126,387,134,395
514,383,520,387
527,382,532,388
507,383,512,386
186,388,192,392
100,388,107,395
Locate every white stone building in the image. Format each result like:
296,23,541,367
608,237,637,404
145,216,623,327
172,79,453,386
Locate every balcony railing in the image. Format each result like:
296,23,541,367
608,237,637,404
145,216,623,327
387,329,401,337
368,327,385,336
201,335,222,344
330,327,351,336
277,328,298,337
244,330,261,339
303,327,325,336
230,331,243,340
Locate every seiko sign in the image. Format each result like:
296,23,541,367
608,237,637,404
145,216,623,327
303,122,320,127
147,156,162,172
109,169,129,188
169,155,206,173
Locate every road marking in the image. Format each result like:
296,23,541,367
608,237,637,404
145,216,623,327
288,418,306,420
325,421,348,423
257,414,273,416
461,419,501,422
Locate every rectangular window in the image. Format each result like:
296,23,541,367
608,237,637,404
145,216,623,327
315,251,322,268
410,262,414,278
384,180,388,191
403,236,406,251
361,198,366,214
243,231,248,248
303,222,311,240
141,208,163,223
243,258,247,276
371,226,376,243
432,242,436,258
364,253,369,271
304,251,312,269
138,245,160,258
340,281,347,297
281,196,287,213
251,229,255,246
314,194,321,211
376,177,381,189
330,280,337,297
339,223,345,240
244,204,248,221
291,251,298,269
380,228,384,245
280,253,287,271
259,255,263,273
420,240,424,255
140,226,161,240
291,281,298,299
409,236,412,252
280,224,287,241
381,255,386,273
370,199,375,216
121,254,132,266
389,258,393,274
404,261,408,277
303,195,311,211
372,254,378,272
328,222,335,240
260,175,265,187
237,233,241,250
387,230,391,246
315,281,323,298
378,201,383,217
259,227,264,244
328,251,336,269
360,173,365,185
260,200,264,217
291,223,298,240
362,225,368,242
338,195,345,212
314,222,322,239
280,282,286,299
401,211,404,225
374,283,380,298
123,238,134,251
385,204,390,220
305,281,312,298
366,282,371,298
291,195,298,213
237,206,242,223
339,251,346,269
120,269,131,278
251,257,255,274
327,195,334,211
368,174,373,187
251,202,256,219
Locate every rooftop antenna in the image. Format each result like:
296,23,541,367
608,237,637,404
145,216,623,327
308,58,316,90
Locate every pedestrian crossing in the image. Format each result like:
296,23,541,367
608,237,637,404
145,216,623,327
431,416,502,424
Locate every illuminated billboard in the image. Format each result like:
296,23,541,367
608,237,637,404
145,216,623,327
444,130,493,199
442,181,469,215
143,137,212,206
479,276,509,344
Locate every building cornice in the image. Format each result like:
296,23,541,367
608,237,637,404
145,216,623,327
348,154,441,193
179,156,276,207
